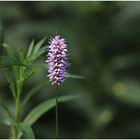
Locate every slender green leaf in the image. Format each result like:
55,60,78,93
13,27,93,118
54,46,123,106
18,123,35,139
67,73,84,79
36,46,47,58
26,40,34,59
19,51,25,62
31,37,47,60
24,94,81,125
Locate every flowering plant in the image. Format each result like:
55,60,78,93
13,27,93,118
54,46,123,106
0,24,82,139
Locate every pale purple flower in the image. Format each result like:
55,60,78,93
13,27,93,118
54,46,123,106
46,35,68,85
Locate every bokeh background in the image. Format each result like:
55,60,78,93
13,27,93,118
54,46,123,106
1,1,140,138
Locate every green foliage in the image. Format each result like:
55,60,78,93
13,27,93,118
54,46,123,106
0,38,48,138
0,33,81,139
67,73,84,79
25,37,47,64
5,37,47,99
18,123,35,139
24,94,81,125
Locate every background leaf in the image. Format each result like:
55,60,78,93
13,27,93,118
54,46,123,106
24,94,81,125
67,73,84,79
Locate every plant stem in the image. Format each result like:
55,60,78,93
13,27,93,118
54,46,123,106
10,66,25,138
11,94,20,139
13,93,20,138
15,92,20,122
11,125,17,139
11,84,22,138
55,86,58,139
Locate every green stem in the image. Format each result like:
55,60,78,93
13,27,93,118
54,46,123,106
15,93,20,122
55,86,58,139
12,93,20,138
10,66,24,138
11,124,16,139
11,84,22,138
11,95,20,138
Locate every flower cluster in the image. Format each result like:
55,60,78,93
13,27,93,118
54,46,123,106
46,35,68,85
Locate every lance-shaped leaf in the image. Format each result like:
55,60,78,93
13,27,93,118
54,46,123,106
27,37,47,62
18,123,35,139
24,94,81,125
67,73,84,79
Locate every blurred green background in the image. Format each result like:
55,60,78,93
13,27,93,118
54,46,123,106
1,1,140,138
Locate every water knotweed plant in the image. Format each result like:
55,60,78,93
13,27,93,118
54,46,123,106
46,35,68,138
0,25,82,139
